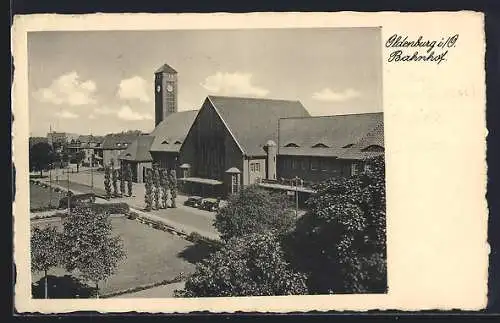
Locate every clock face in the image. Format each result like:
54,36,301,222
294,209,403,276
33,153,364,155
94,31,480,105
166,84,173,92
156,85,161,93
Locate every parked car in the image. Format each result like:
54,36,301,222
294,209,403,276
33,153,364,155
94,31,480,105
184,196,203,208
199,198,220,212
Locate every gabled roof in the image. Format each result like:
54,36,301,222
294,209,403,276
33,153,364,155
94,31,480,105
208,95,310,156
101,132,142,150
149,110,198,153
278,112,384,158
155,63,177,74
118,135,155,162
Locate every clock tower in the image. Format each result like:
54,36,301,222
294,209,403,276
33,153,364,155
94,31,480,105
154,63,178,126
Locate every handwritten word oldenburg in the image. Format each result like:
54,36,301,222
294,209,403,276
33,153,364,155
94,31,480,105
385,34,459,65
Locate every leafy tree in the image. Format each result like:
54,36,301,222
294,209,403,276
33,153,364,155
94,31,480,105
126,164,133,197
111,164,118,197
29,142,55,176
31,226,62,299
119,165,126,197
104,165,112,199
144,169,153,211
61,206,126,298
168,170,177,208
74,150,86,172
152,165,161,210
286,156,387,294
176,232,308,297
160,168,169,209
214,185,296,241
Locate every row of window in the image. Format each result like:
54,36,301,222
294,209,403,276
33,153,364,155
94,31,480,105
284,143,330,148
281,158,342,172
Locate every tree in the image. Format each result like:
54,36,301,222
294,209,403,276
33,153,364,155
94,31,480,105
73,150,86,172
214,185,296,241
119,165,126,197
176,232,308,297
61,206,126,298
29,142,55,176
286,156,387,294
31,226,62,299
152,165,161,210
144,169,153,211
126,164,133,197
160,168,169,209
111,163,118,197
168,170,177,208
104,165,112,199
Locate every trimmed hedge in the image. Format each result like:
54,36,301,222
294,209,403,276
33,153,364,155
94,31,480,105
30,205,58,213
101,272,188,298
185,232,223,248
87,202,130,215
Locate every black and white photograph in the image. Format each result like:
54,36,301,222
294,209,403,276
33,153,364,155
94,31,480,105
26,27,386,299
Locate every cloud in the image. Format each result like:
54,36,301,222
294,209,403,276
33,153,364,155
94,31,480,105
201,72,269,97
94,105,115,115
117,105,153,121
88,114,96,119
35,72,97,106
55,110,78,119
117,76,151,103
312,88,360,102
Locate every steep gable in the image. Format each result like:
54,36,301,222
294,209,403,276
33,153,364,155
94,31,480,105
208,95,310,156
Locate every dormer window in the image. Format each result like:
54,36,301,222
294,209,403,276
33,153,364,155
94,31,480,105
125,153,132,157
174,140,182,145
284,143,300,148
161,140,169,144
312,143,329,148
342,144,354,148
362,145,384,152
117,143,121,147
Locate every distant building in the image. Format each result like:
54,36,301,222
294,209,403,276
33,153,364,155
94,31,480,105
95,132,142,167
46,132,67,147
117,135,155,183
77,135,105,166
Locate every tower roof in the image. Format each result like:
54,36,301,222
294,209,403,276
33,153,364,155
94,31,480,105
155,63,177,74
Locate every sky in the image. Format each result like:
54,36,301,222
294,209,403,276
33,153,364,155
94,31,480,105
28,28,382,137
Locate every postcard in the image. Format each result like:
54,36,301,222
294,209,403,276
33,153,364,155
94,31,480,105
11,11,488,313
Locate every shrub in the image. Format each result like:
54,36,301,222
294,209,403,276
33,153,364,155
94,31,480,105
127,211,138,220
88,202,130,215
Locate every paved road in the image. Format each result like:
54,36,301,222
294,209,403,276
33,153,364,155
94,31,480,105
115,282,185,298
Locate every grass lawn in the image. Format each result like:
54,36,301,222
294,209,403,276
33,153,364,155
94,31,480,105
30,183,65,209
31,216,199,297
56,179,108,197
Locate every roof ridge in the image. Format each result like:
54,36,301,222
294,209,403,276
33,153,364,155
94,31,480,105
208,95,301,103
279,112,383,121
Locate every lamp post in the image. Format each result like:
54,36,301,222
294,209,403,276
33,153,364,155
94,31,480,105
49,162,52,207
90,153,94,197
294,176,299,218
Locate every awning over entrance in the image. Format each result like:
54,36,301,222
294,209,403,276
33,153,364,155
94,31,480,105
179,177,223,185
258,182,316,194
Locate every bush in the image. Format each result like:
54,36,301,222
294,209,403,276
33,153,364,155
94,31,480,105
88,202,130,215
127,211,138,220
30,205,58,213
